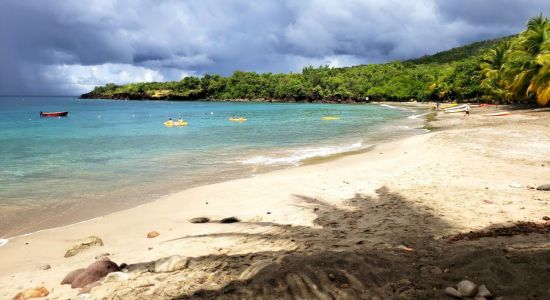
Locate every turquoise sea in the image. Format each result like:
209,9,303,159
0,97,427,237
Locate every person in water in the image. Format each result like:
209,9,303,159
178,117,184,123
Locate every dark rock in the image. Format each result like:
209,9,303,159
536,184,550,191
220,217,240,223
67,260,120,289
40,264,51,270
189,217,210,224
61,268,86,285
543,216,550,221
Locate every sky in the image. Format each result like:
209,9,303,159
0,0,548,96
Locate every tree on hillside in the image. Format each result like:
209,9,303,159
481,14,550,106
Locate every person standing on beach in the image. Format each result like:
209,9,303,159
436,101,441,111
464,104,471,117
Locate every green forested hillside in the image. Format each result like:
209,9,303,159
81,16,548,105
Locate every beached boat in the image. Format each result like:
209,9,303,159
229,117,247,122
40,111,69,117
481,111,510,116
444,104,469,113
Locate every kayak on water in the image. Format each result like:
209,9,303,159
481,111,510,116
321,116,340,120
40,111,69,117
164,120,188,127
229,117,247,122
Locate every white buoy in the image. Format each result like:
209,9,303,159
210,112,214,115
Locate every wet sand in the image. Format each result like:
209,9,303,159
1,104,549,299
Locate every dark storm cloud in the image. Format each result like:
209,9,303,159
436,0,550,26
0,0,548,95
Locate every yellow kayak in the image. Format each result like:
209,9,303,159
229,117,247,122
164,120,188,127
434,103,458,109
321,116,340,121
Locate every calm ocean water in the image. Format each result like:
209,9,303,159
0,96,426,237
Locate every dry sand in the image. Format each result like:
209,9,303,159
1,104,549,299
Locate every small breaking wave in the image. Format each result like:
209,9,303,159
241,142,367,166
379,104,414,112
0,239,8,247
408,112,430,119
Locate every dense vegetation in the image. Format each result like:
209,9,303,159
480,14,550,106
82,16,548,106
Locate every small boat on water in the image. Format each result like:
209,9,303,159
164,120,188,127
321,116,340,121
229,117,247,122
40,111,69,117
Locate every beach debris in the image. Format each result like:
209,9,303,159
220,217,240,223
449,221,550,242
64,236,104,258
536,184,550,191
151,255,189,273
62,260,120,289
444,286,461,298
189,217,210,224
95,253,110,260
147,231,160,238
104,271,130,282
457,280,478,297
395,244,414,252
40,264,51,270
543,216,550,221
12,286,49,300
509,183,522,188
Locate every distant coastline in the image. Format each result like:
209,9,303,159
79,35,514,104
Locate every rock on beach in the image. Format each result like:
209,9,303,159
64,236,104,258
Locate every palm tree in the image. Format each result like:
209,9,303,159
480,40,513,100
508,14,550,105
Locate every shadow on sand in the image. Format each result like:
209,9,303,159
110,186,549,299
